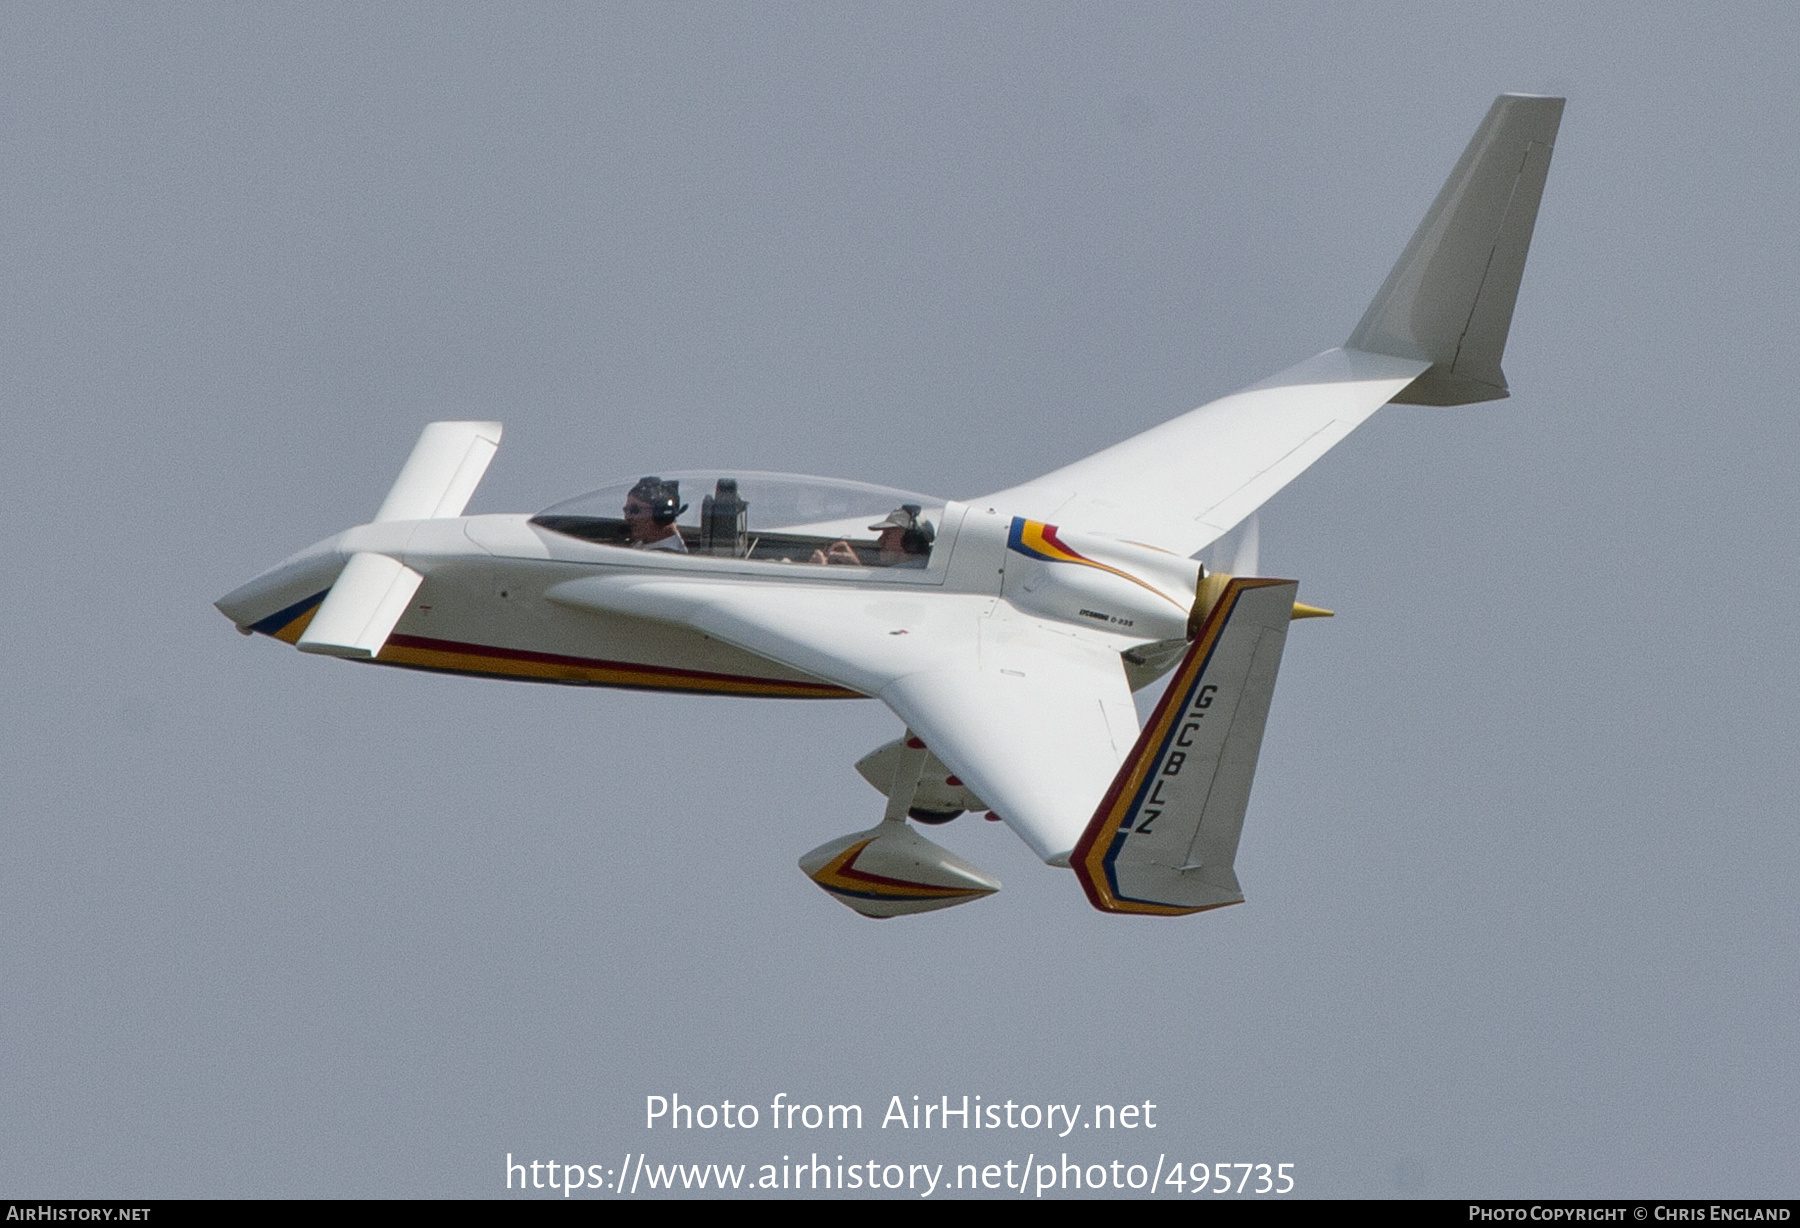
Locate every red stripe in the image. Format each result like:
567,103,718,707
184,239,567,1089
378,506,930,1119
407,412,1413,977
382,633,859,696
1038,523,1082,560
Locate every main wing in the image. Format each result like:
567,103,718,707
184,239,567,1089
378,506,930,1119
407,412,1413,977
979,347,1428,558
976,94,1563,557
545,575,1138,862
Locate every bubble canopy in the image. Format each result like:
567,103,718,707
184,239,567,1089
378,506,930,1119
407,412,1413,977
530,472,947,567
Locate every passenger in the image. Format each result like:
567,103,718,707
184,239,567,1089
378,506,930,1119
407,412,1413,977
871,504,934,567
811,504,933,567
622,477,688,552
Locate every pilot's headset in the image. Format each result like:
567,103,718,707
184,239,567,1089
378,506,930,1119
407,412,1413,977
629,477,688,527
898,503,935,554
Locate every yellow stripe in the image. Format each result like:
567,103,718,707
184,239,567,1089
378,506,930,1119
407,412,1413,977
272,606,318,644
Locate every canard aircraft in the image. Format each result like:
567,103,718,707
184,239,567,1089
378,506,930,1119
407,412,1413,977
218,95,1563,918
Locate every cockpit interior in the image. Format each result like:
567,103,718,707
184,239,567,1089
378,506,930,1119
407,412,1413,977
529,472,946,568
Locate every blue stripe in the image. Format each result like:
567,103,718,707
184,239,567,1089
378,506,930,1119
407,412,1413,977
248,588,329,636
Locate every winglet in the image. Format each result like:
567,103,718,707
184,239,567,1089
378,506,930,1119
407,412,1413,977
1072,577,1296,915
1347,94,1564,406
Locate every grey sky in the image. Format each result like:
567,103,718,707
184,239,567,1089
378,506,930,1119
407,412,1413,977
3,3,1795,1198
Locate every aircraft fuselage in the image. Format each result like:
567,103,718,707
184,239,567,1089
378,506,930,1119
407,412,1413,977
217,501,1201,698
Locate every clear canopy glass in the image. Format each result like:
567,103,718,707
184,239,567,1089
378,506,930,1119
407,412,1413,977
531,471,947,568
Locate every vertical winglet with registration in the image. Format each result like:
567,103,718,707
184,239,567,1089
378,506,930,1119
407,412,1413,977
1072,577,1298,915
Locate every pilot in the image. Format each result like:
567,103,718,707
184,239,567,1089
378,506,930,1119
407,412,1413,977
812,504,934,567
622,477,688,552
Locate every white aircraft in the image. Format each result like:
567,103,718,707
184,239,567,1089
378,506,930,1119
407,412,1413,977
218,95,1562,918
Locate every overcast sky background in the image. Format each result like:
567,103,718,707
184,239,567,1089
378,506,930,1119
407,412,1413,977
4,3,1796,1199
